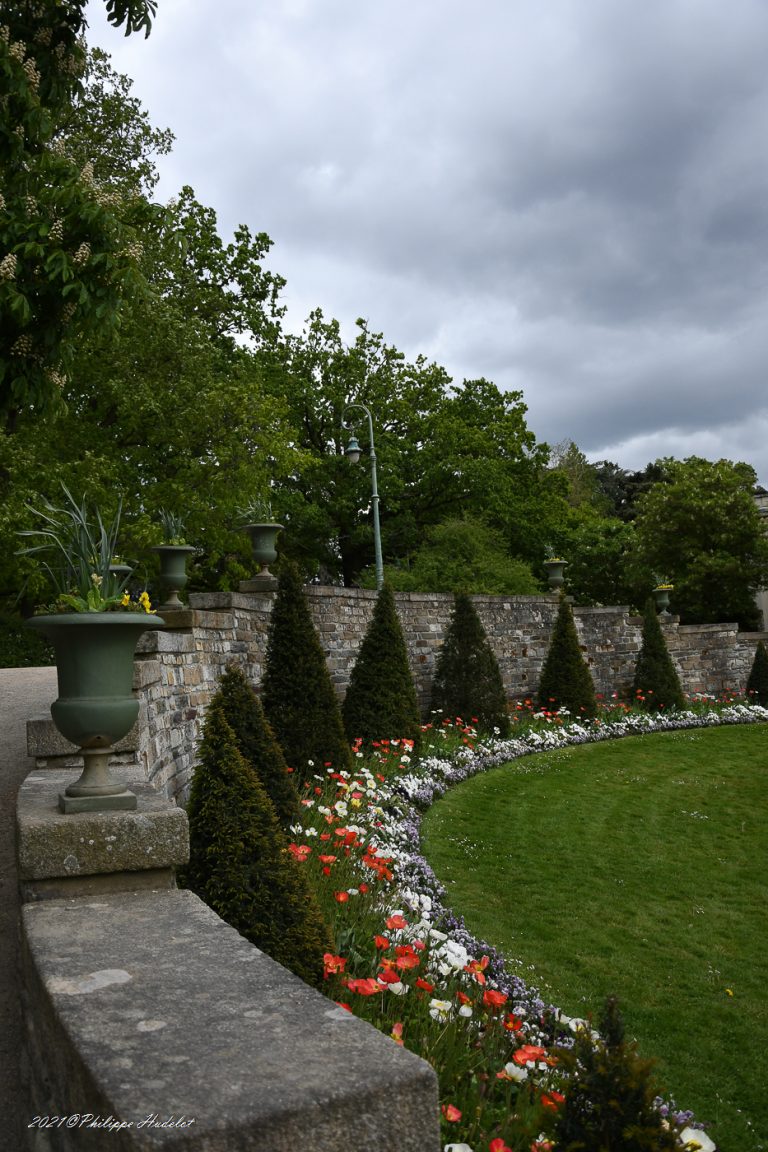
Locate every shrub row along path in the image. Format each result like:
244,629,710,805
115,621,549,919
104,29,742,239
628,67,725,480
0,667,57,1152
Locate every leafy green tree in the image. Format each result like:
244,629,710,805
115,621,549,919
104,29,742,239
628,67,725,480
592,460,669,522
562,514,639,608
260,312,567,584
537,594,597,717
261,561,352,783
183,701,333,989
430,593,510,735
1,1,158,430
746,640,768,706
554,997,681,1150
0,48,297,606
361,518,540,595
632,598,685,711
630,457,768,629
214,663,299,828
342,583,421,747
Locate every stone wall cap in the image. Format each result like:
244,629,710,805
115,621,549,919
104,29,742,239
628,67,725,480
22,890,439,1150
27,716,139,758
17,772,189,882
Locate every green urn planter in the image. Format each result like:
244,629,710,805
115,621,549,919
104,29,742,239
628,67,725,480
240,523,284,591
26,612,164,813
544,559,567,591
150,544,196,610
653,586,672,615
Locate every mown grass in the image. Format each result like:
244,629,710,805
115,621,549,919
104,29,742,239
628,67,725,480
420,723,768,1151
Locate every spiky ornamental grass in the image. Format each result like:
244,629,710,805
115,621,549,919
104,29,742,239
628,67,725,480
632,597,685,711
182,702,333,989
430,592,510,736
215,663,300,828
746,639,768,706
342,582,421,748
536,593,598,718
261,560,352,784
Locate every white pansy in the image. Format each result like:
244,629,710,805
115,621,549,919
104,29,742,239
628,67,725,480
679,1129,716,1152
458,1004,473,1018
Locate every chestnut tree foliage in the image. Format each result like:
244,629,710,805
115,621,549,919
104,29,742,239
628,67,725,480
1,1,158,432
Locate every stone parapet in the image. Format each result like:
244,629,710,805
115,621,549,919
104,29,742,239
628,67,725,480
20,890,440,1151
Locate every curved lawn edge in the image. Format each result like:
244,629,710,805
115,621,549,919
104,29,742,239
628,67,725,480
379,703,768,1135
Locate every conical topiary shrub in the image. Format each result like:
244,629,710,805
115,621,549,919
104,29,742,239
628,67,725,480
553,997,681,1151
746,639,768,705
537,594,597,718
342,582,421,748
215,663,300,828
430,592,510,736
632,597,685,711
261,560,352,785
183,702,333,988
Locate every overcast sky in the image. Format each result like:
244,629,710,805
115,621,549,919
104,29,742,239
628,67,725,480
85,0,768,484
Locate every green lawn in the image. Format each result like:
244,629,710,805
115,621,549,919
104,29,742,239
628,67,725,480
420,724,768,1151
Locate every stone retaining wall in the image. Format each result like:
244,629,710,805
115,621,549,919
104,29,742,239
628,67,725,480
30,588,768,803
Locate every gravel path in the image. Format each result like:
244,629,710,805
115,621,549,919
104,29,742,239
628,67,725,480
0,667,57,1152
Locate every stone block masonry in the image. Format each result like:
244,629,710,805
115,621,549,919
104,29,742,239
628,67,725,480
30,589,768,803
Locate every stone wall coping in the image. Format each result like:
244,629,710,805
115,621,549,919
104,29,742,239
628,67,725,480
27,716,139,758
17,771,188,886
21,890,440,1151
676,622,739,635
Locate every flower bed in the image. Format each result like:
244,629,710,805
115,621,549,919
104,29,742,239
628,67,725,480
289,704,767,1150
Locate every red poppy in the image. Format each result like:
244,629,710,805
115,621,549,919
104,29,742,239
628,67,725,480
442,1104,462,1122
318,854,337,865
512,1044,548,1066
416,978,434,992
287,843,311,862
334,891,350,903
503,1014,524,1033
322,953,346,977
482,989,508,1010
374,935,390,950
489,1139,513,1152
386,914,408,930
390,1021,404,1045
395,953,420,971
377,968,401,985
541,1090,565,1112
335,1001,352,1012
347,978,382,996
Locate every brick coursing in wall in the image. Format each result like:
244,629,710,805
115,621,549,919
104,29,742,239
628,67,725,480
115,589,767,803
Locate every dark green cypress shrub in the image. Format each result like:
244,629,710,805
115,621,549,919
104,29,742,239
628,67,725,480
430,593,510,736
537,594,597,718
342,583,421,748
632,598,685,711
183,702,333,989
554,997,681,1151
261,560,352,785
746,639,768,705
215,664,300,828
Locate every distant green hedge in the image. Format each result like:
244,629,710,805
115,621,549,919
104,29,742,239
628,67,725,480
0,614,54,668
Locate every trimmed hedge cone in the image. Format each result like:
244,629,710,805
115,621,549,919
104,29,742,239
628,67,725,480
182,701,333,989
261,560,352,785
215,663,300,828
537,593,597,718
342,583,421,748
430,592,510,736
746,639,768,706
632,597,685,711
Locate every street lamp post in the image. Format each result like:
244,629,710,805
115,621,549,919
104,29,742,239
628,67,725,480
342,403,384,589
